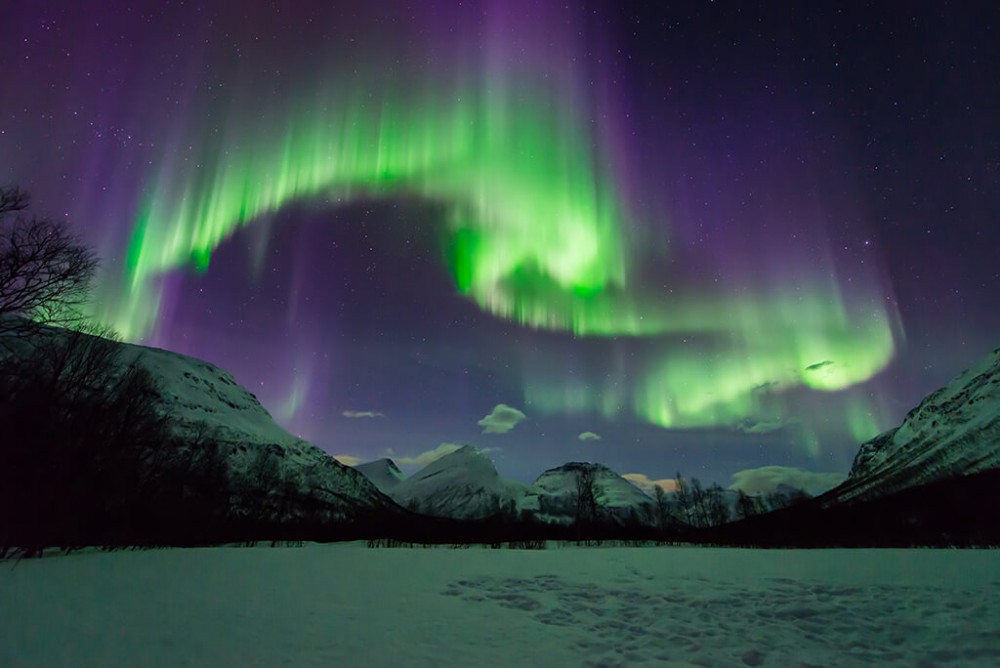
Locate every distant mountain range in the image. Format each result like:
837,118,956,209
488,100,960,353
356,345,1000,537
7,323,999,546
355,447,663,525
133,337,1000,532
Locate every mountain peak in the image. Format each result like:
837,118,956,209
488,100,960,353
538,461,614,477
387,445,525,519
355,458,405,493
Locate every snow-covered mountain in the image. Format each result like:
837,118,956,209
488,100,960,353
386,446,532,519
528,462,657,525
354,458,405,493
378,449,659,525
119,341,399,520
3,322,402,526
830,346,1000,504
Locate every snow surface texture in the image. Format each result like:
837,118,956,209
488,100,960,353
838,346,1000,504
2,545,998,666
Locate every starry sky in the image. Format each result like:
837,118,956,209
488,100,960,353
2,1,998,489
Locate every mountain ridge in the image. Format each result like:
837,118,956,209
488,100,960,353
829,345,1000,505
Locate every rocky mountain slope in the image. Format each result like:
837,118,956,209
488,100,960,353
529,462,657,525
120,341,399,520
354,458,406,494
830,346,1000,504
386,446,531,519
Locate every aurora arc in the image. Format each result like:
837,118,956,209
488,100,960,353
110,80,898,434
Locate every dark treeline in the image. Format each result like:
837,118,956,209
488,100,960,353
689,467,1000,548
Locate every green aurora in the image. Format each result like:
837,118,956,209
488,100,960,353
105,80,898,439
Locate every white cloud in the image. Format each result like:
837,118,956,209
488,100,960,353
477,403,526,434
622,473,678,495
334,455,362,466
728,465,846,496
578,431,601,441
342,410,384,418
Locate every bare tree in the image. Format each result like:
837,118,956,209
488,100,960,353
736,489,759,520
0,187,29,217
0,186,99,334
575,466,599,532
706,483,730,527
653,484,670,531
688,477,709,528
0,326,175,549
674,472,694,526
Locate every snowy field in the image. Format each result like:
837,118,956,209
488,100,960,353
2,543,998,667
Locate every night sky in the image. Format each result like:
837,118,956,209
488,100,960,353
2,2,998,489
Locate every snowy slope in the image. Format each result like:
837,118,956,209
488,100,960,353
116,341,398,518
0,323,398,521
388,446,531,519
354,458,406,493
386,449,659,524
832,346,1000,504
529,462,657,525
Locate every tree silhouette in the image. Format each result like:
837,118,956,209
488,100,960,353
688,477,710,528
653,484,670,531
0,186,99,334
736,489,759,520
0,325,174,549
674,472,692,526
706,483,730,526
574,466,599,535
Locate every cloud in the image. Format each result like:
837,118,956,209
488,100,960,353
734,417,794,434
477,403,527,434
622,473,678,495
334,455,362,466
578,431,601,441
752,381,780,392
342,410,384,418
728,465,846,496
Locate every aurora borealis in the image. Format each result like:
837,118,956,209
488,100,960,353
3,2,998,486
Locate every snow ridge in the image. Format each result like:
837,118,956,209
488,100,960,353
388,446,531,519
362,450,657,524
354,458,406,493
834,346,1000,503
104,339,398,519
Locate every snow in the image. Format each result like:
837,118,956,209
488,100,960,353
388,446,531,518
124,342,300,448
354,458,405,493
370,450,660,524
838,346,1000,503
118,341,394,517
3,544,998,666
529,463,657,524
